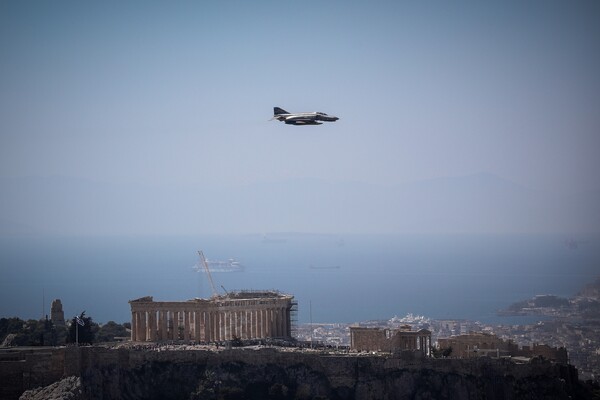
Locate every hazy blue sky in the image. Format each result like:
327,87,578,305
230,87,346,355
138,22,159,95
2,1,598,188
1,1,599,235
1,2,600,323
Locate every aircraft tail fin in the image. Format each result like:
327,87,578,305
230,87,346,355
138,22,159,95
274,107,289,115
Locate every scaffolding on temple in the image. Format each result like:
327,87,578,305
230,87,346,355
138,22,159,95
290,299,298,338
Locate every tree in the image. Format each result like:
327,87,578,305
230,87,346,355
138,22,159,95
0,317,25,344
96,321,128,342
1,317,67,346
37,319,56,346
67,312,97,345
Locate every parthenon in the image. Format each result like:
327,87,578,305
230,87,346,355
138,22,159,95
129,291,295,342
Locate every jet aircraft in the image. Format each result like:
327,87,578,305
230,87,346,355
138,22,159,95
271,107,339,125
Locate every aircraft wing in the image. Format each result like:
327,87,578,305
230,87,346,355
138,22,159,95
287,119,322,125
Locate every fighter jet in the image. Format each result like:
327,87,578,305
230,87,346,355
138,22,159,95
271,107,339,125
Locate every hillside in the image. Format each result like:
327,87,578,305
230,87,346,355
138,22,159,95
4,346,595,400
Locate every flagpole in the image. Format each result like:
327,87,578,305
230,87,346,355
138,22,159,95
75,313,84,346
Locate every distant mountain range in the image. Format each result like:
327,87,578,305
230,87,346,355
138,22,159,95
1,173,598,235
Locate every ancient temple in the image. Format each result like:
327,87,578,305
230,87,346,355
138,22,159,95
129,291,295,342
350,326,432,355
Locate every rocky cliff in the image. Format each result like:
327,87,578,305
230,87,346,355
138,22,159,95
3,346,595,400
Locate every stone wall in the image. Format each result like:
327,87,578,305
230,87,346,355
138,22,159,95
438,332,568,362
0,346,592,400
0,348,65,400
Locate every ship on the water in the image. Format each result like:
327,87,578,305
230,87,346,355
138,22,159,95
193,257,243,273
205,258,243,272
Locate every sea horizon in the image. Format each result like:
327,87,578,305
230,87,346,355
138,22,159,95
1,232,598,326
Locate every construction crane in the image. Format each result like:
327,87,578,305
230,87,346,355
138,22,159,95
198,250,218,298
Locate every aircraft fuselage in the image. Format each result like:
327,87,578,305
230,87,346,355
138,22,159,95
272,107,339,125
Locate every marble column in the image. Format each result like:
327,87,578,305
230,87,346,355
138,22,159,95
131,312,138,341
218,312,222,341
258,310,267,339
148,311,157,341
267,308,273,337
213,312,217,341
225,311,230,340
252,310,257,339
191,311,196,340
139,311,147,341
258,310,263,338
278,307,284,337
253,310,257,339
241,311,247,340
426,336,431,356
237,311,241,339
135,311,142,341
257,310,263,338
183,311,190,341
233,312,238,340
243,311,247,339
194,311,201,342
245,311,250,339
274,308,279,337
217,311,222,341
228,312,234,340
218,312,224,341
265,309,270,338
273,308,278,337
238,311,243,340
205,312,212,342
231,312,236,340
233,311,238,340
134,312,139,341
174,311,180,340
167,311,173,340
160,310,167,341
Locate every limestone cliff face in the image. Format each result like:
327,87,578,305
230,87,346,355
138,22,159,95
2,347,593,400
19,376,83,400
75,348,588,400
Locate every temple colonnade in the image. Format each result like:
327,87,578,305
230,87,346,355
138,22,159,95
129,293,294,342
350,327,432,356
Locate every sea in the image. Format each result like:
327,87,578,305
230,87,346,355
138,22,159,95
0,233,598,326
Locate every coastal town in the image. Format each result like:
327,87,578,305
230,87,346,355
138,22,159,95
295,277,600,381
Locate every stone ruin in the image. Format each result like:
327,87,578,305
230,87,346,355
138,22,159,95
50,299,65,327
